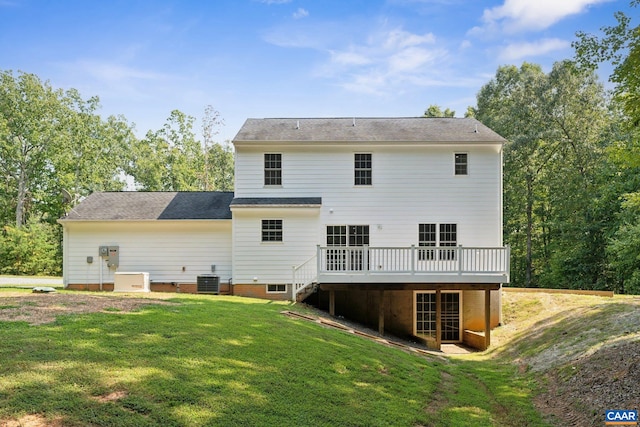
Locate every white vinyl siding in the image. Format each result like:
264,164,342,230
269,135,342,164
62,221,232,285
234,144,502,249
232,208,319,284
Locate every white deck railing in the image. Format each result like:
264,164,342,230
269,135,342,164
292,245,510,297
317,245,510,276
292,255,318,297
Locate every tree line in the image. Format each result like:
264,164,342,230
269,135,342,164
1,2,638,292
472,2,640,293
0,71,233,275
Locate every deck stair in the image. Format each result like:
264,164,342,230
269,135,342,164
292,255,318,302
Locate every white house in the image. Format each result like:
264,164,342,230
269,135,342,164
59,117,509,350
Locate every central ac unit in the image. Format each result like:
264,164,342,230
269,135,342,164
197,274,219,294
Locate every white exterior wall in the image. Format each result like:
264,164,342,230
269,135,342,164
231,208,319,284
61,220,232,285
233,144,503,270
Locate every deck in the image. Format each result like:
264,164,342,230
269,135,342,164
293,245,510,296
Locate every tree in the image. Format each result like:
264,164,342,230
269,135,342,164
574,0,640,127
201,105,234,191
574,1,640,293
474,61,611,288
0,71,66,227
0,70,132,227
475,63,548,287
423,105,455,118
206,142,234,191
128,107,233,191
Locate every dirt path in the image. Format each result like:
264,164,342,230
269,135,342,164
0,292,178,325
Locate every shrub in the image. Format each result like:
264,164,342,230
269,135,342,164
0,221,61,275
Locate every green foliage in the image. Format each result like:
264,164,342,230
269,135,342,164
0,69,233,274
0,221,61,275
0,70,133,228
127,108,234,191
574,1,640,128
423,104,455,117
607,194,640,294
475,61,614,289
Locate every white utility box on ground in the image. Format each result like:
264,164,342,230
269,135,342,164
113,272,150,292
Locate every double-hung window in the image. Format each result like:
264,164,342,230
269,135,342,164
261,219,283,242
418,224,437,260
418,223,457,260
354,153,372,186
264,153,282,186
439,223,457,260
454,153,468,176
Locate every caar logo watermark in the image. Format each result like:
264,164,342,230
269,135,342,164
605,410,638,426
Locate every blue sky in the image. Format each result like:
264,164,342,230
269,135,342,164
0,0,632,142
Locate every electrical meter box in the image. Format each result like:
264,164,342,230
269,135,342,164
99,246,109,258
107,246,119,268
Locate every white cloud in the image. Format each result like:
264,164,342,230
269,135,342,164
51,59,173,104
292,8,309,19
73,60,168,83
498,38,570,61
388,46,440,73
264,19,459,95
382,29,436,49
320,28,448,94
330,51,372,66
478,0,613,33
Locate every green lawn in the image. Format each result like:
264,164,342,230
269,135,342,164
0,291,547,426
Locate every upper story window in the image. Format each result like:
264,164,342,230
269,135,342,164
454,153,468,175
264,153,282,186
354,153,372,186
261,219,283,242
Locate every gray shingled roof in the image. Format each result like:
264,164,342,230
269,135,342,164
230,197,322,207
233,117,505,143
60,192,234,221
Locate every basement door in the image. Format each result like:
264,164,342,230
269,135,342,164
326,225,369,271
414,291,462,342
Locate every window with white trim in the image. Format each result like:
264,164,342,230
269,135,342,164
439,223,457,260
326,225,369,271
418,223,436,260
414,291,462,342
454,153,468,175
264,153,282,185
261,219,283,242
354,153,372,186
418,223,457,260
267,284,287,293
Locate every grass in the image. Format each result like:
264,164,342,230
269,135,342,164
0,290,549,427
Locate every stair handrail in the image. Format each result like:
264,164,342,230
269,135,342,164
292,254,318,298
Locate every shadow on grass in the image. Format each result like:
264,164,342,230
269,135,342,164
0,296,446,426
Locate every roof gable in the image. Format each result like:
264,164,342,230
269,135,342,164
61,192,234,221
233,117,505,144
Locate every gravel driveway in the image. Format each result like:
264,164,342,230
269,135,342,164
0,276,63,287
